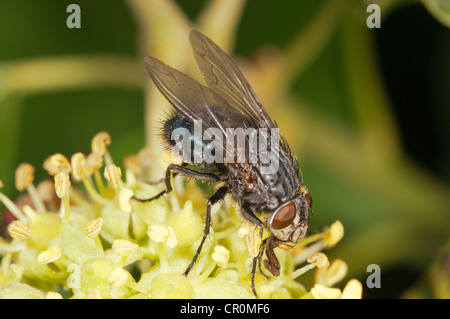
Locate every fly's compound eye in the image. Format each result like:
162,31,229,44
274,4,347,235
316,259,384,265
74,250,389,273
305,193,312,211
271,203,296,230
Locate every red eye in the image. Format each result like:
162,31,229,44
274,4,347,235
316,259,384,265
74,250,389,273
305,193,312,210
272,203,296,230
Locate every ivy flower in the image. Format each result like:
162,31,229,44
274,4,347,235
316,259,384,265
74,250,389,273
0,132,361,299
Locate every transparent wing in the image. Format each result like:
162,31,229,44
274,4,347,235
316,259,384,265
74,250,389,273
144,56,255,162
189,30,277,129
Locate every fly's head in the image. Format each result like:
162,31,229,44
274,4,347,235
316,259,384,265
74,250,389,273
266,191,312,244
262,191,312,277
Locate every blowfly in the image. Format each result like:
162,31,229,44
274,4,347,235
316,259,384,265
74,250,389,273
135,30,312,298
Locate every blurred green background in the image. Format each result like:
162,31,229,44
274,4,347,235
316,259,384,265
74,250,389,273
0,0,449,298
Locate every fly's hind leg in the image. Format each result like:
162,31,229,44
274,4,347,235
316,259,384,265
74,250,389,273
132,163,220,202
183,185,229,276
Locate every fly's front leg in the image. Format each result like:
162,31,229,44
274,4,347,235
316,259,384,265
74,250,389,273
132,163,220,202
263,236,281,277
240,204,265,298
184,185,229,276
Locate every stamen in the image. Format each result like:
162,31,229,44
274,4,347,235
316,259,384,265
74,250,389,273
91,132,111,156
104,165,122,188
83,218,103,239
37,180,56,206
15,163,46,213
118,188,134,213
8,220,32,239
307,252,330,269
112,239,139,256
211,245,230,267
54,172,71,199
315,259,348,287
84,153,104,177
22,205,37,221
15,163,35,191
43,154,72,175
238,222,261,258
311,284,341,299
46,291,63,299
108,267,129,288
88,289,103,299
54,172,71,220
147,225,177,248
341,279,363,299
38,246,62,264
323,220,344,248
71,152,86,182
92,132,114,167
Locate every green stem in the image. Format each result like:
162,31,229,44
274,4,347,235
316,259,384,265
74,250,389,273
197,0,246,51
26,184,46,213
0,191,27,222
283,0,345,87
1,55,141,94
157,243,170,272
340,9,400,164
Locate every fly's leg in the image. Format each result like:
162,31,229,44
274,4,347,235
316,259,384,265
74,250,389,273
257,238,270,280
250,235,284,299
132,164,229,278
249,224,266,298
183,185,229,276
240,204,265,298
132,163,220,202
263,236,281,277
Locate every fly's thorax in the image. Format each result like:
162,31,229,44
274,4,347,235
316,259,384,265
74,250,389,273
256,149,301,210
227,147,301,211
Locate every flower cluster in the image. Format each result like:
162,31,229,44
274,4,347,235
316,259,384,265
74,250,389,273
0,132,362,299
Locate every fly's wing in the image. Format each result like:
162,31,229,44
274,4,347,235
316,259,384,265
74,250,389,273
189,30,277,129
144,56,254,162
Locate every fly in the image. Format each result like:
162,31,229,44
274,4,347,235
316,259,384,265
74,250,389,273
134,30,312,298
